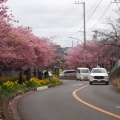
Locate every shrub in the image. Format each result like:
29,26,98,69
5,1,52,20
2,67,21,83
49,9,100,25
0,75,61,119
25,77,60,87
1,81,26,93
49,76,60,85
111,78,120,91
0,76,61,104
26,77,42,87
0,77,12,85
111,79,120,86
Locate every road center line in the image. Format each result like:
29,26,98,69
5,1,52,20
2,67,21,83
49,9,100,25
72,85,120,119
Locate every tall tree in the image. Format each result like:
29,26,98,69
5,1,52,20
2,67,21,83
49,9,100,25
0,0,56,70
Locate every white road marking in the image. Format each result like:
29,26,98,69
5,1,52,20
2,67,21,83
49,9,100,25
70,84,83,86
64,80,68,82
116,106,120,108
37,86,48,90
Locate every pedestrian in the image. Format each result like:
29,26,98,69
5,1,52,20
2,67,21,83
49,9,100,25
24,67,31,81
18,68,23,84
44,70,49,79
37,69,43,80
33,68,37,77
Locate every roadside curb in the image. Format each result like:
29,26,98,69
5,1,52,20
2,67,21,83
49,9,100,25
37,86,48,90
2,88,36,120
37,82,63,90
2,81,63,120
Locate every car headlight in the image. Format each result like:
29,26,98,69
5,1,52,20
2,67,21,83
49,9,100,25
90,76,94,78
104,76,108,79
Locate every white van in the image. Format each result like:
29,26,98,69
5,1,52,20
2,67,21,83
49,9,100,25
76,68,90,81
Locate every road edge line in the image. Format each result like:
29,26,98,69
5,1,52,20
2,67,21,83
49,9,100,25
72,85,120,119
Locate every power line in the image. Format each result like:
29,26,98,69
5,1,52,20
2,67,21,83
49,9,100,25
85,0,101,14
32,4,83,37
89,0,112,31
111,0,120,9
33,4,81,29
33,0,106,39
33,0,114,46
78,0,103,32
86,0,103,23
56,0,104,37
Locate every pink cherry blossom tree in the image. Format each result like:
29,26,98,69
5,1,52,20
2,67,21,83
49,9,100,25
0,0,56,70
64,39,120,69
32,37,55,67
6,26,37,69
64,44,84,69
0,25,55,70
98,44,120,68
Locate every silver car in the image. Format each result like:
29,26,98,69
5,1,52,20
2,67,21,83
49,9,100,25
59,70,76,77
89,68,109,85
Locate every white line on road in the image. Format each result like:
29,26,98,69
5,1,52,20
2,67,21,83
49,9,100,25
70,84,83,86
63,80,68,82
116,106,120,108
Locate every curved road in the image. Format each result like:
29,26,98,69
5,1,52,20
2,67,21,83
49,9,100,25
18,80,120,120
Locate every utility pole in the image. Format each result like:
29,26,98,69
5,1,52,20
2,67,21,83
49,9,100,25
92,30,99,66
26,26,32,30
75,1,86,67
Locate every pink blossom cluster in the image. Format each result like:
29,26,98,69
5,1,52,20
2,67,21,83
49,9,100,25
64,40,120,69
0,25,55,70
0,1,55,70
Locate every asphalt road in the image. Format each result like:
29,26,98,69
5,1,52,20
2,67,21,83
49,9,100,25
18,80,120,120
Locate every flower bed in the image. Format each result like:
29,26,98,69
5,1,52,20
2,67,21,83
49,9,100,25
0,76,61,119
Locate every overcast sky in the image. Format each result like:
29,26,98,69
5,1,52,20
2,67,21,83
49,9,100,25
6,0,119,47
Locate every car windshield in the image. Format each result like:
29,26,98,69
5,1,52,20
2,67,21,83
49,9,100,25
80,69,89,73
91,69,106,73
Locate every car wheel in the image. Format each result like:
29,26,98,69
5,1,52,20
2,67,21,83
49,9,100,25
106,82,109,85
89,81,92,85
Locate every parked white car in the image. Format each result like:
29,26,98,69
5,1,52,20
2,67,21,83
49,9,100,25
89,68,109,85
43,70,53,77
59,70,76,77
76,68,90,81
